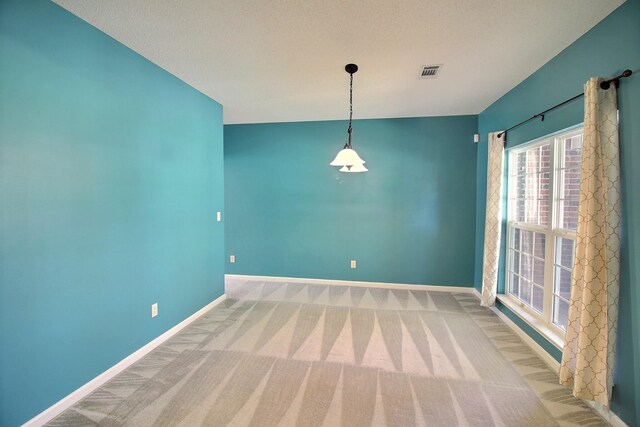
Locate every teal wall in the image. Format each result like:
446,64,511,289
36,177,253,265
474,0,640,424
0,1,225,425
225,116,477,286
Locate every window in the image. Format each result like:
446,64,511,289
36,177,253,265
506,127,582,337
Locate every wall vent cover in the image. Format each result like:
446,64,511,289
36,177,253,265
419,64,442,78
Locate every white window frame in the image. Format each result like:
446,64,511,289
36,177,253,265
500,125,583,348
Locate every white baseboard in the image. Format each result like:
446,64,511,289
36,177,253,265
471,290,627,427
225,274,474,293
23,293,226,427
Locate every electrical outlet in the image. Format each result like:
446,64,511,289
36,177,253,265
230,255,236,263
216,211,221,222
351,260,357,269
151,303,158,318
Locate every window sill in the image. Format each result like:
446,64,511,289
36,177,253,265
496,294,564,350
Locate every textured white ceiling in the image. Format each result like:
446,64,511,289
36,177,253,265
54,0,624,124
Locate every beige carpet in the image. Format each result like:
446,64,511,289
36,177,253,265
48,279,609,426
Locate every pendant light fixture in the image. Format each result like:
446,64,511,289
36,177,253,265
330,63,367,172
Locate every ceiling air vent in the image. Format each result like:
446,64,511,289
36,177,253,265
419,64,442,79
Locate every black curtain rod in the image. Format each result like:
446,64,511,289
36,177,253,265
498,69,633,144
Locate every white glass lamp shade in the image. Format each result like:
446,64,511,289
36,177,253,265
342,162,368,173
330,148,365,166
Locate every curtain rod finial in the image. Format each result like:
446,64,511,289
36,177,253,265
600,69,633,90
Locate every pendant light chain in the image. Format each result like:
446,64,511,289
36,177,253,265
348,72,353,148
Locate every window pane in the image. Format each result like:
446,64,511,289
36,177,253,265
520,280,532,305
517,152,526,174
508,155,518,177
558,137,582,231
561,199,580,230
517,200,525,222
554,237,575,301
512,228,520,250
556,237,575,269
526,147,539,174
507,249,514,270
510,274,520,297
540,144,551,171
511,144,551,226
538,197,549,227
516,173,526,196
521,230,533,255
554,297,569,330
562,135,582,170
533,258,545,286
555,267,573,300
534,233,546,259
521,254,532,279
516,174,526,199
532,285,544,313
525,198,539,224
561,168,581,200
538,172,550,227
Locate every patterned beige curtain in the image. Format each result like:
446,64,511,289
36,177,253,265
559,78,620,406
481,131,505,307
